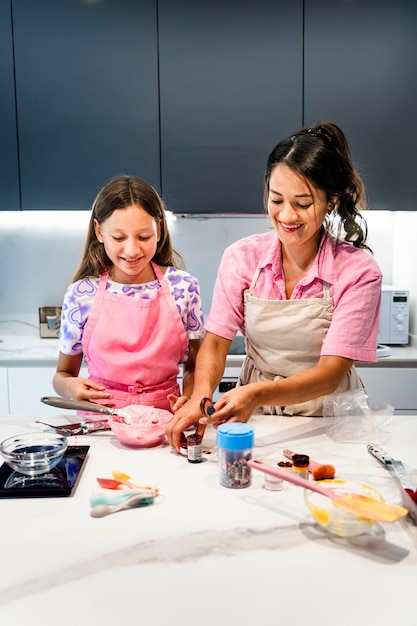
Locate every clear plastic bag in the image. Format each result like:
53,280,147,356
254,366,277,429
322,389,393,443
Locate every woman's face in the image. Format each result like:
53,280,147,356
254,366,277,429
267,163,331,251
94,204,160,284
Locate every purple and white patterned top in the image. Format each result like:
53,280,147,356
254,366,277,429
59,266,205,361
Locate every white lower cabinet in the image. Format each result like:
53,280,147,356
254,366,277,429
357,367,417,414
5,367,179,416
8,367,61,416
7,366,88,416
2,364,417,416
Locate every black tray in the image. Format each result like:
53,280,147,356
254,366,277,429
0,445,90,498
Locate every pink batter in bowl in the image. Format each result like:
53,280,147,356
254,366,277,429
109,405,174,448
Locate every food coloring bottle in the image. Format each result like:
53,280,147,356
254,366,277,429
186,433,203,463
291,454,310,480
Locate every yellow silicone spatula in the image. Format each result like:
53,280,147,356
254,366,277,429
112,469,157,492
248,459,408,523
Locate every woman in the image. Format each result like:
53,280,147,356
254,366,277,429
53,175,204,412
167,121,382,449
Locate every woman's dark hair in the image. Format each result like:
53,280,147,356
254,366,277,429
72,175,183,281
264,121,370,249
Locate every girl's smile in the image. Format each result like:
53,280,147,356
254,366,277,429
94,204,161,284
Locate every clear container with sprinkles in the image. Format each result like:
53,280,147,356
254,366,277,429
216,423,254,489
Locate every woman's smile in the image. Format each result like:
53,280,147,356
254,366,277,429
278,221,303,233
268,163,329,249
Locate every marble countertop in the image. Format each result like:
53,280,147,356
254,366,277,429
0,412,416,625
0,336,60,366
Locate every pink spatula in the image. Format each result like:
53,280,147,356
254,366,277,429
248,459,408,523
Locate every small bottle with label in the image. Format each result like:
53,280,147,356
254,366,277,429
217,423,254,488
186,433,203,463
291,454,310,480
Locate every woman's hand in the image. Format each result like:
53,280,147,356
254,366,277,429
205,385,259,426
166,398,203,451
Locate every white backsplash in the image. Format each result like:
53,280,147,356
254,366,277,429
0,209,415,338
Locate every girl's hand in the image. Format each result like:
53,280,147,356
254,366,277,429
53,352,113,403
63,377,113,403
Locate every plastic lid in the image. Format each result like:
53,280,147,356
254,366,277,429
292,453,309,467
216,423,254,450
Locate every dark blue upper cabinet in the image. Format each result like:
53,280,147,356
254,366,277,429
5,1,414,213
0,0,20,210
304,0,417,211
158,0,303,214
13,0,160,210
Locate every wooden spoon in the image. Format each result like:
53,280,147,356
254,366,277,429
248,459,408,523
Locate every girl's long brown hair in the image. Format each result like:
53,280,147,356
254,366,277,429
72,175,183,282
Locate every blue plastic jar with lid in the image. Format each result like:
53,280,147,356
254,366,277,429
216,423,254,488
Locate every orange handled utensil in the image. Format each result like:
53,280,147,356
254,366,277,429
95,470,158,492
248,459,408,523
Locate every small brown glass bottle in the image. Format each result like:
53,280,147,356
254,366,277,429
291,454,310,480
186,433,203,463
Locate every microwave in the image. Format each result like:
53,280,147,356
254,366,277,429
377,286,409,344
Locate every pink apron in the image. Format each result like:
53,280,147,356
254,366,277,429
81,262,188,411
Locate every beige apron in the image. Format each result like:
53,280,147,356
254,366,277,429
239,267,362,416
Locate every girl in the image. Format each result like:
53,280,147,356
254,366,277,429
53,175,204,412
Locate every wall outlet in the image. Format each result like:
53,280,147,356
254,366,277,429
39,306,62,338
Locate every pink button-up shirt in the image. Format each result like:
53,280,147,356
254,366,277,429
206,231,382,362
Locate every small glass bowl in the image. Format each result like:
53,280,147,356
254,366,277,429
304,478,385,537
0,432,68,476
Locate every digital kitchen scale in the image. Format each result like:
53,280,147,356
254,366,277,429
0,445,90,498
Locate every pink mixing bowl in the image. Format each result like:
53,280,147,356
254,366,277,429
108,405,174,447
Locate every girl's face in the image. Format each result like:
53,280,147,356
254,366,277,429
94,204,161,284
267,163,332,252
